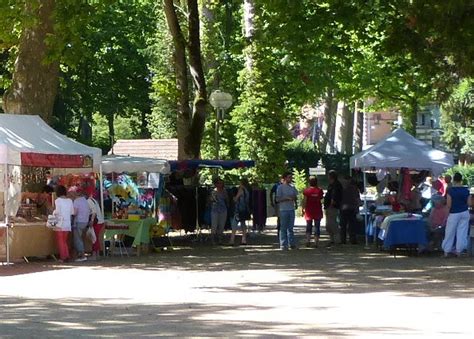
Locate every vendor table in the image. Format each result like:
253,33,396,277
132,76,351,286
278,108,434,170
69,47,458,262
381,219,428,250
0,223,56,260
104,218,156,256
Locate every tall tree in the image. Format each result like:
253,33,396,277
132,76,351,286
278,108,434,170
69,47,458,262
56,1,155,147
441,79,474,164
163,0,208,160
2,0,58,122
231,0,291,181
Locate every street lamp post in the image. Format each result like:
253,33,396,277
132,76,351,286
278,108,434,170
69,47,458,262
209,90,233,159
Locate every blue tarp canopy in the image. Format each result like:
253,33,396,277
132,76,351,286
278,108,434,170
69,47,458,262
169,160,255,171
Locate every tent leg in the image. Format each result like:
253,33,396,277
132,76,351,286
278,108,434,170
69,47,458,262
99,164,104,215
195,186,200,241
4,164,10,265
363,171,369,249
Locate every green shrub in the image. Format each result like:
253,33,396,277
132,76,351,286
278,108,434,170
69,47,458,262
292,168,307,213
445,165,474,187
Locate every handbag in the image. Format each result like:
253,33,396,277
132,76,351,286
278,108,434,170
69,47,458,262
230,212,239,229
86,226,97,243
46,214,62,230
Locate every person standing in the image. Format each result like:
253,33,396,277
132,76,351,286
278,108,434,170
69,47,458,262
428,194,449,250
444,174,453,193
270,177,284,237
340,176,361,244
210,178,229,245
442,172,472,257
230,178,251,245
71,187,90,261
276,172,298,250
432,176,447,197
302,176,324,247
88,194,104,260
323,170,343,247
53,185,75,262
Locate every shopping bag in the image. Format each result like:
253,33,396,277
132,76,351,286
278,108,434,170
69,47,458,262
46,214,62,230
230,213,239,229
86,226,97,243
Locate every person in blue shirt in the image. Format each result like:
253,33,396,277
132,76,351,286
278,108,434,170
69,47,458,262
276,172,298,250
441,172,472,257
210,178,229,245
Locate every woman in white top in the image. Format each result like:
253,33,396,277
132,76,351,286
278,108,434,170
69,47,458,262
53,185,75,262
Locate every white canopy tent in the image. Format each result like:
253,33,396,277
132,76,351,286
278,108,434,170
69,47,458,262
0,114,101,170
350,128,454,174
350,128,454,247
101,155,170,174
0,114,102,264
99,155,170,221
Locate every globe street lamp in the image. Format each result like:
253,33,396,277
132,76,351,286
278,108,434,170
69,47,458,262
209,90,233,159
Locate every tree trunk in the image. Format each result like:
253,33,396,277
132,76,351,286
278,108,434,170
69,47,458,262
186,0,208,159
163,0,192,160
2,0,59,123
340,102,355,154
243,0,255,71
164,0,207,160
107,113,115,149
353,100,364,153
140,107,151,139
321,89,338,153
404,98,418,136
201,0,219,88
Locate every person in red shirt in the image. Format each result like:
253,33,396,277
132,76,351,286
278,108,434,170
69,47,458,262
302,176,324,247
432,176,447,196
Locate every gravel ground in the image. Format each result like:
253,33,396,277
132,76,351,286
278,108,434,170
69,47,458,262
1,219,474,337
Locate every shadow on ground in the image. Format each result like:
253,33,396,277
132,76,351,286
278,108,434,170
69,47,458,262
1,224,474,336
0,296,422,338
2,225,473,299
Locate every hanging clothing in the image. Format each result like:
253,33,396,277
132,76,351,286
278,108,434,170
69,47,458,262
252,188,267,230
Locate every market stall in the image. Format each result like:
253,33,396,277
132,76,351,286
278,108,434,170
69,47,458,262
350,128,454,248
0,114,102,263
166,159,257,234
100,155,170,255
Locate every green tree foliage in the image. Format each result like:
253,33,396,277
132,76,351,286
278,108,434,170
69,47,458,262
199,0,244,160
1,0,472,175
92,113,142,153
441,79,474,163
384,1,474,79
292,168,307,213
232,67,291,182
147,8,177,139
446,165,474,187
285,140,319,172
55,0,155,146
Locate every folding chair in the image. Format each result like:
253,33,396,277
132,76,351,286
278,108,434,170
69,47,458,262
150,221,173,251
104,223,130,257
114,234,130,257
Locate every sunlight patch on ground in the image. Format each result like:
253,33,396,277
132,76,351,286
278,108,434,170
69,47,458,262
47,321,97,330
1,262,474,336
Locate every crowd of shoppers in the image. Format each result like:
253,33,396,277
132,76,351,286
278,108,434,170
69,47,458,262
52,185,104,262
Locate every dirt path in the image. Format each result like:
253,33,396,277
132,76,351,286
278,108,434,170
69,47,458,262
1,222,474,337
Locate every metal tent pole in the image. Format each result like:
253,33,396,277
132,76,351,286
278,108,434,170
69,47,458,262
364,171,369,249
99,164,104,213
4,164,10,264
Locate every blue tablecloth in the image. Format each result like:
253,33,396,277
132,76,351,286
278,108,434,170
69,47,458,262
382,219,428,249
